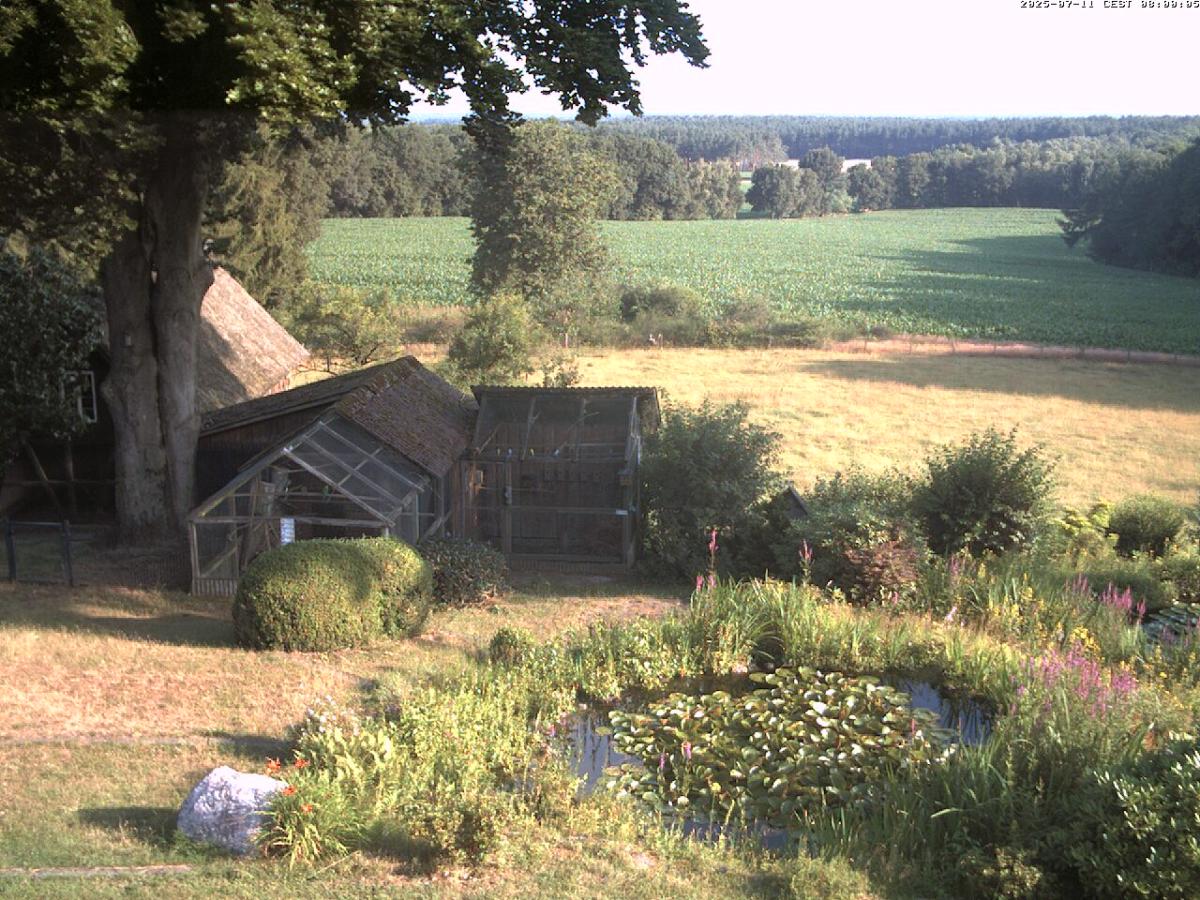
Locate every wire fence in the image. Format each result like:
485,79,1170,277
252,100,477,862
1,520,98,587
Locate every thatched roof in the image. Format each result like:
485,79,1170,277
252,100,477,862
200,357,475,477
337,357,476,476
194,267,309,412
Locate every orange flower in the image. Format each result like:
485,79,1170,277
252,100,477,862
301,803,314,814
293,757,310,770
265,757,282,775
281,785,296,796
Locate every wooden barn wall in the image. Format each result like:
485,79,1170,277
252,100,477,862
196,408,331,499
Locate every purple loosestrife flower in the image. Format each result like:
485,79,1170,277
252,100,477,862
799,540,813,566
706,572,716,590
695,575,704,593
658,752,666,772
708,529,719,555
681,741,693,761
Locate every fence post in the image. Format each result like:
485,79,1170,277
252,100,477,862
61,520,75,587
4,520,14,582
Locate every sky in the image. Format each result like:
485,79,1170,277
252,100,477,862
413,0,1199,119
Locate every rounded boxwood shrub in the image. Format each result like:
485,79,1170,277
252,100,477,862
1108,494,1186,558
233,537,431,651
420,537,508,607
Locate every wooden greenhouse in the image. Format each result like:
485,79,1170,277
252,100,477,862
188,358,474,595
457,386,659,571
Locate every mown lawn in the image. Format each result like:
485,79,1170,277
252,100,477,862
576,346,1200,508
1,578,847,898
307,210,1200,353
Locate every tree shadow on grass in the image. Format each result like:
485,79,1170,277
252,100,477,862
76,807,179,849
0,591,236,648
794,355,1200,412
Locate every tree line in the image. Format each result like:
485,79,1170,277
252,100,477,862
596,114,1200,164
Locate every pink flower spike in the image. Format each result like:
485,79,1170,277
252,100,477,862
706,572,716,590
695,575,704,593
658,753,666,772
708,528,719,554
681,741,693,761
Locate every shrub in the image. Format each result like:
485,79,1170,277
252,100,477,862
1078,558,1177,614
640,400,784,578
489,626,536,667
778,468,919,599
446,292,541,384
358,539,433,637
233,538,431,651
913,429,1055,558
1108,494,1186,558
1159,553,1200,603
420,538,508,608
1068,737,1200,899
618,283,704,322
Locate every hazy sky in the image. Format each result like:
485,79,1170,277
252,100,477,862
414,0,1198,119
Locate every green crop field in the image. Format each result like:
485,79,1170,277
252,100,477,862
308,209,1200,353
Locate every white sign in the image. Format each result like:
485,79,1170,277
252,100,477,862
280,518,295,545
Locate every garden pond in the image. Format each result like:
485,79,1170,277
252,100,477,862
565,668,992,847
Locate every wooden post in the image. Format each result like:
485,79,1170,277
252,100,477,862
502,460,513,556
4,520,15,581
64,440,79,518
61,520,74,587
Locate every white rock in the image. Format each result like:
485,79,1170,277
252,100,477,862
176,766,286,856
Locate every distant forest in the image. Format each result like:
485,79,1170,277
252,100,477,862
593,114,1200,163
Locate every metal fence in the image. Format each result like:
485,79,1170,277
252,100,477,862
2,519,93,587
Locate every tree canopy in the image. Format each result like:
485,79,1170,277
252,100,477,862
0,0,708,539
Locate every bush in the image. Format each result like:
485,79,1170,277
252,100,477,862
640,400,783,578
778,468,919,600
446,293,541,384
488,626,536,667
618,284,704,322
1068,738,1200,899
233,538,431,651
1108,494,1186,558
421,537,508,607
912,429,1055,558
1159,553,1200,603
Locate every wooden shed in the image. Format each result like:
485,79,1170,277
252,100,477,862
189,357,474,595
458,386,659,572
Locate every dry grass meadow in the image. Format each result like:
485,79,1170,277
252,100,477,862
577,346,1200,508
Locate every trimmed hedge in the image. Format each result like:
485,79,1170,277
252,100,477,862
233,538,432,651
421,537,508,607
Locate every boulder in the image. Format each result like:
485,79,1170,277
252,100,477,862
176,766,285,856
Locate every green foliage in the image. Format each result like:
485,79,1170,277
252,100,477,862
468,120,619,333
420,538,508,608
1046,501,1115,562
232,538,430,651
1108,494,1186,558
607,667,952,828
489,627,537,668
913,428,1055,558
205,125,331,308
780,469,919,600
1068,738,1200,899
307,209,1200,354
280,282,408,368
265,669,575,864
0,243,101,461
640,401,784,578
1159,553,1200,604
445,293,540,385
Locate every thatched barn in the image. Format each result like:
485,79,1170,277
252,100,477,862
189,357,475,596
0,268,309,519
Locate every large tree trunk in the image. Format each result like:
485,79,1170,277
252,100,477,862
101,118,213,542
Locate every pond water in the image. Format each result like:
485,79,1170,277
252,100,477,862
565,674,992,848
